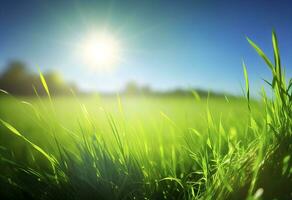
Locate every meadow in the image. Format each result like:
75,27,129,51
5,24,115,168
0,32,291,200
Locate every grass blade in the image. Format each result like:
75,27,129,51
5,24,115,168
246,37,275,72
0,119,56,165
272,30,281,70
242,61,250,111
38,68,51,98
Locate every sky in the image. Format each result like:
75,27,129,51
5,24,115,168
0,0,292,96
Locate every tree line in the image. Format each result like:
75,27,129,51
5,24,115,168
0,61,77,96
0,60,227,98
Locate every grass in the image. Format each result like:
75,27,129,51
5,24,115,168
0,31,291,200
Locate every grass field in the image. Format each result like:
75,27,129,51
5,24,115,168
0,33,291,199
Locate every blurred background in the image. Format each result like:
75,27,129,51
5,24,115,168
1,0,292,97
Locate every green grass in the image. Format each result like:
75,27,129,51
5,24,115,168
0,31,291,200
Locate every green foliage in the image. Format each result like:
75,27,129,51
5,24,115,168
0,61,77,96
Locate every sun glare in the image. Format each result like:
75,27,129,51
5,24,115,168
81,33,119,69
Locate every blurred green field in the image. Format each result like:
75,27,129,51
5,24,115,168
0,95,260,155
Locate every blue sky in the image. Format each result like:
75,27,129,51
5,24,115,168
0,0,291,95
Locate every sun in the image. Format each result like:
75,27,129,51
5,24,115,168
81,33,119,69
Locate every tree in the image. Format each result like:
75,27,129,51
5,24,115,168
0,60,78,96
0,61,33,95
124,81,140,95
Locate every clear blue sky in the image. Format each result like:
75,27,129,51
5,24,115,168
0,0,291,95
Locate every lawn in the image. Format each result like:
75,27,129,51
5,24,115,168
0,95,258,149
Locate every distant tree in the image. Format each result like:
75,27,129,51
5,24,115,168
123,82,153,96
0,60,78,96
43,71,67,94
0,61,33,95
140,85,152,95
0,61,27,80
124,81,139,95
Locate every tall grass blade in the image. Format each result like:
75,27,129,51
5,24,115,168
242,61,250,111
38,68,51,99
246,37,274,72
272,30,281,70
0,119,56,165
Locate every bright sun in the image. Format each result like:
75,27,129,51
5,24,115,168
81,33,119,69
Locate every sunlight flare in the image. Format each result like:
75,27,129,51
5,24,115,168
81,33,119,69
